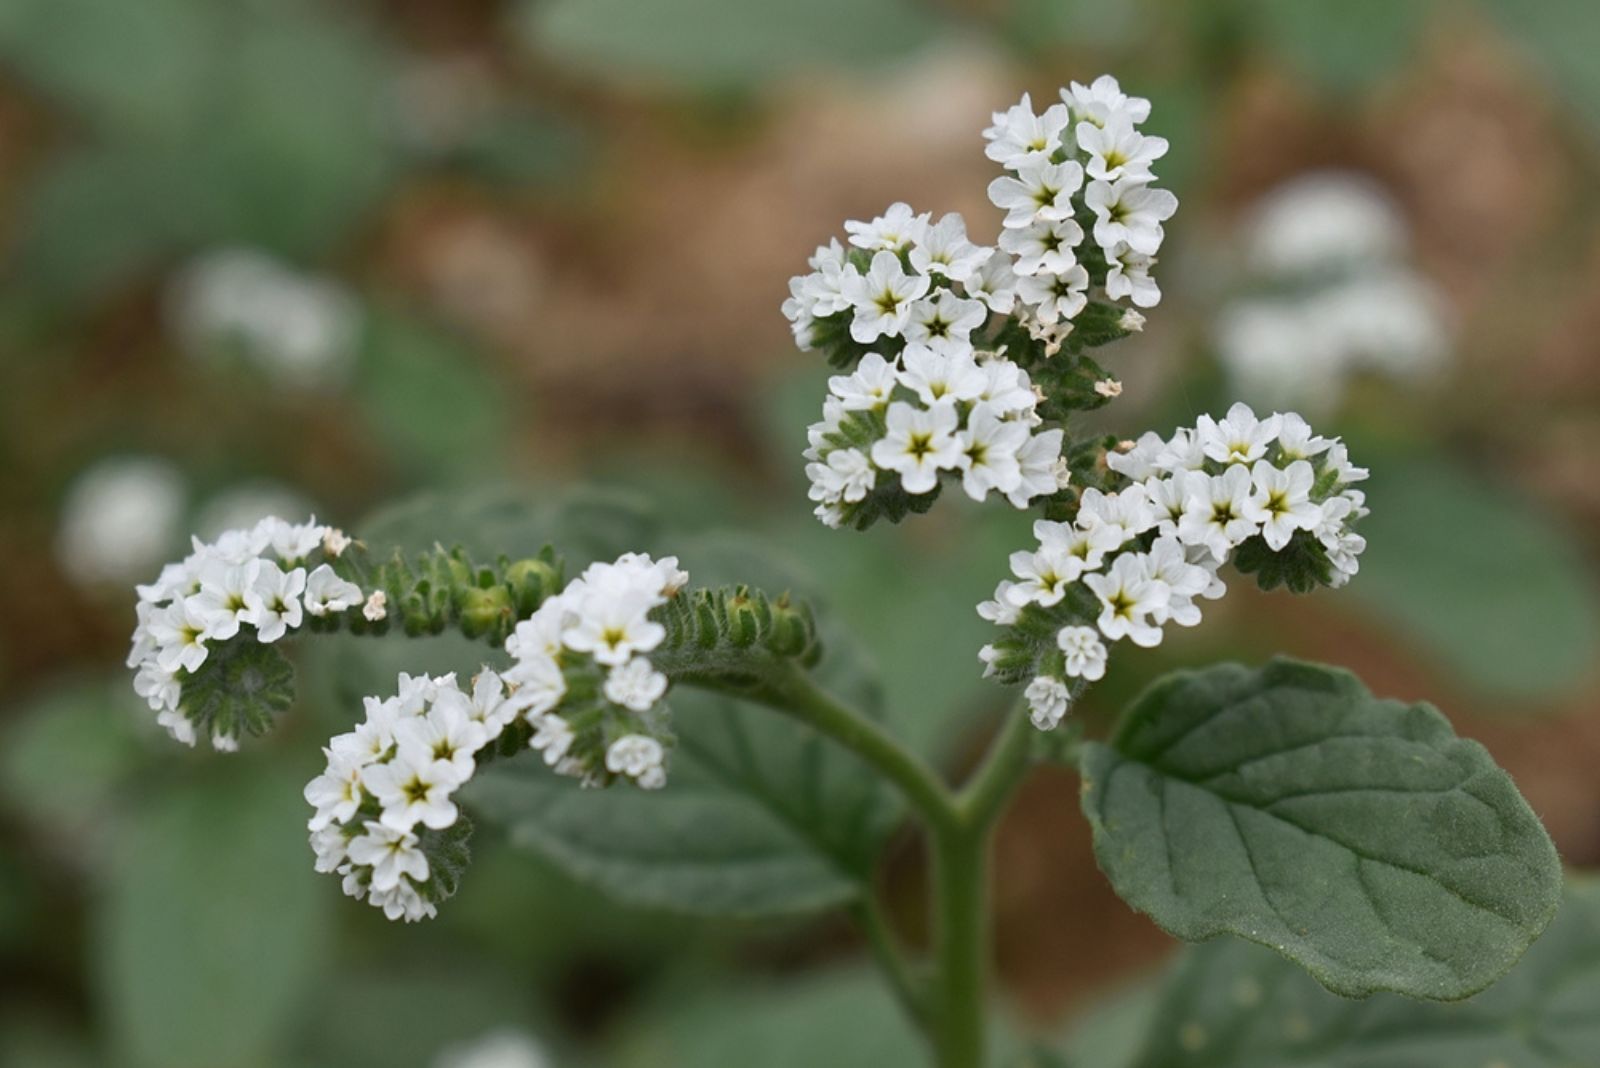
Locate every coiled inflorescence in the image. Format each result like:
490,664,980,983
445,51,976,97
979,404,1369,730
782,75,1175,531
305,552,689,921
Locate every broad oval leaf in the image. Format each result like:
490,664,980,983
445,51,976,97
1124,880,1600,1068
1080,658,1561,1000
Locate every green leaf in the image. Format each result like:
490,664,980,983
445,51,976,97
1080,658,1560,1000
1350,456,1600,700
94,761,332,1068
1126,880,1600,1068
521,0,943,91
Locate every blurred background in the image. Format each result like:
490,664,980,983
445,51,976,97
2,0,1599,1065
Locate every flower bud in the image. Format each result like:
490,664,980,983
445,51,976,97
459,585,513,640
504,557,560,617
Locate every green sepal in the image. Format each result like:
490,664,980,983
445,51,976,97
179,637,296,741
1232,529,1335,593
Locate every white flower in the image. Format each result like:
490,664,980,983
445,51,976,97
363,590,388,621
1083,553,1170,648
606,734,665,780
999,218,1084,277
1154,426,1209,474
1085,179,1178,255
1177,465,1257,562
1243,460,1323,550
1323,441,1369,484
1104,243,1161,308
563,588,666,666
347,821,429,892
1145,535,1214,627
529,713,574,766
1196,402,1282,465
331,695,402,765
1036,517,1124,575
904,291,988,353
304,563,363,616
808,447,875,504
870,400,963,494
844,251,931,343
1005,544,1082,607
1056,626,1108,681
828,352,899,410
955,403,1029,502
1076,485,1157,545
309,824,349,874
362,748,462,832
1014,265,1089,324
241,560,307,642
149,597,220,674
56,456,185,586
504,656,567,727
987,160,1084,228
395,691,488,783
845,202,930,253
976,357,1037,417
1144,473,1194,536
964,252,1018,314
1105,431,1167,481
304,748,365,831
1024,675,1072,730
1005,429,1065,508
463,669,522,734
983,94,1071,169
604,657,669,712
977,582,1023,625
909,213,991,282
1274,413,1332,461
898,344,987,405
133,659,181,713
188,557,256,642
1062,75,1151,127
258,516,328,563
1076,116,1167,183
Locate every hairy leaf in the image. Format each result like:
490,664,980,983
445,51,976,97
1081,658,1560,999
1125,880,1600,1068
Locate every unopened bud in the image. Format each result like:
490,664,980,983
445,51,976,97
1119,309,1146,333
459,585,513,640
1094,378,1123,398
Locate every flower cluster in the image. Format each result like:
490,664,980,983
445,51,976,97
782,76,1176,529
169,248,362,387
985,75,1174,330
803,349,1066,528
978,404,1368,729
304,552,688,921
502,552,687,788
306,669,518,922
127,515,369,749
1215,172,1448,414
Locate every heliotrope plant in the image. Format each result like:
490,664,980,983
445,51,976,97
128,76,1563,1068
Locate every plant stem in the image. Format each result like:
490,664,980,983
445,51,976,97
957,704,1034,832
932,822,989,1068
751,661,961,837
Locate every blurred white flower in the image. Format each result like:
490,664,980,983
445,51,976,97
433,1029,548,1068
56,456,186,586
1215,171,1450,413
1242,172,1406,275
169,248,362,387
